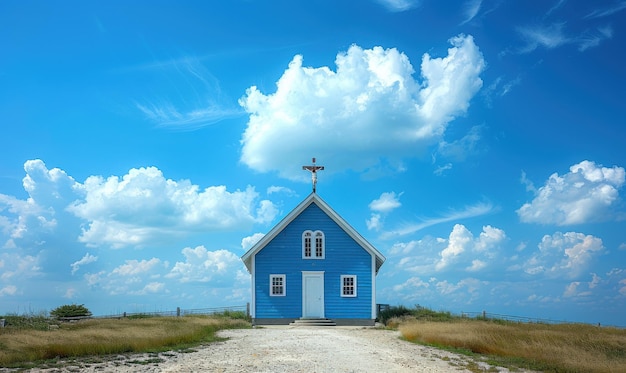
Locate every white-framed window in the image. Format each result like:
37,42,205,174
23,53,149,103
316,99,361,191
341,275,357,297
270,274,286,296
303,230,325,259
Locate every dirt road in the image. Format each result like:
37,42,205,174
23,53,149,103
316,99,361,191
25,326,525,372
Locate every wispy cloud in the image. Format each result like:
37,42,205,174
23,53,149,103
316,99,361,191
516,23,569,53
460,0,482,25
516,22,613,53
375,0,420,12
578,25,614,51
380,201,496,239
135,56,244,130
546,0,567,17
136,102,242,131
584,1,626,19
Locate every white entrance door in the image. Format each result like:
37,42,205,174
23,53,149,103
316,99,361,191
302,271,324,318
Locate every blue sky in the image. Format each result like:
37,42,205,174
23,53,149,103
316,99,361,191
1,0,625,325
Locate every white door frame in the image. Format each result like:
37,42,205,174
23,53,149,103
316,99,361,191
302,271,325,318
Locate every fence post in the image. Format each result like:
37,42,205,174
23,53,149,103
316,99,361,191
482,310,486,319
177,307,181,317
0,319,5,328
123,312,126,318
246,303,250,318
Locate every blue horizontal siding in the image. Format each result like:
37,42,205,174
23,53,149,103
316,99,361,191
255,202,373,319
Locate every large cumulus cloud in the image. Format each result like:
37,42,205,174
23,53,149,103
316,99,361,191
518,160,625,225
1,160,277,251
239,34,485,179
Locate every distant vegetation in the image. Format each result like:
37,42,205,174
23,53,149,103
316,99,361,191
383,305,626,373
378,304,453,325
0,312,250,369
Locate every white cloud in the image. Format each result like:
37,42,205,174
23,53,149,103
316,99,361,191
68,166,277,248
392,276,430,292
239,35,485,180
241,233,265,251
517,161,625,225
467,259,486,271
563,281,580,298
84,271,105,287
475,225,506,253
1,160,278,251
433,163,452,176
0,254,42,280
266,186,296,196
103,273,168,296
375,0,420,12
70,253,98,275
367,192,402,231
167,246,241,283
0,285,17,296
563,273,600,298
369,192,402,213
111,258,162,277
392,224,505,272
0,160,77,249
435,278,485,300
135,282,165,295
436,224,473,270
524,231,604,278
366,213,382,231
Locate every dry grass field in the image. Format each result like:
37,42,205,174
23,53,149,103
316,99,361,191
0,314,249,369
397,318,626,373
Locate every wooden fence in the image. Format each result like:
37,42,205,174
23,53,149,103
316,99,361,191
90,304,249,320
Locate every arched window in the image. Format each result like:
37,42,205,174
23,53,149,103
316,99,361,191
303,231,312,258
315,231,324,258
303,230,324,259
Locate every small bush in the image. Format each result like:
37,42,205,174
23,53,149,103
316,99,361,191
379,305,414,325
215,310,250,321
379,305,455,326
50,304,92,319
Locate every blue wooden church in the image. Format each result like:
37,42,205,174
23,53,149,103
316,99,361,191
241,160,385,326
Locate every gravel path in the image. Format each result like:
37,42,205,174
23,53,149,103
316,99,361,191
22,326,529,372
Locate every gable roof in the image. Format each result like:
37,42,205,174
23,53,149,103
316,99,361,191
241,193,386,274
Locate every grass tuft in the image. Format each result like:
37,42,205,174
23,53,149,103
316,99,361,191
397,317,626,373
0,315,249,368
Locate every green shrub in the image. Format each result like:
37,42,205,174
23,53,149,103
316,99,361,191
50,304,92,319
379,305,455,325
379,305,414,325
0,313,51,331
413,305,454,322
215,310,250,320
